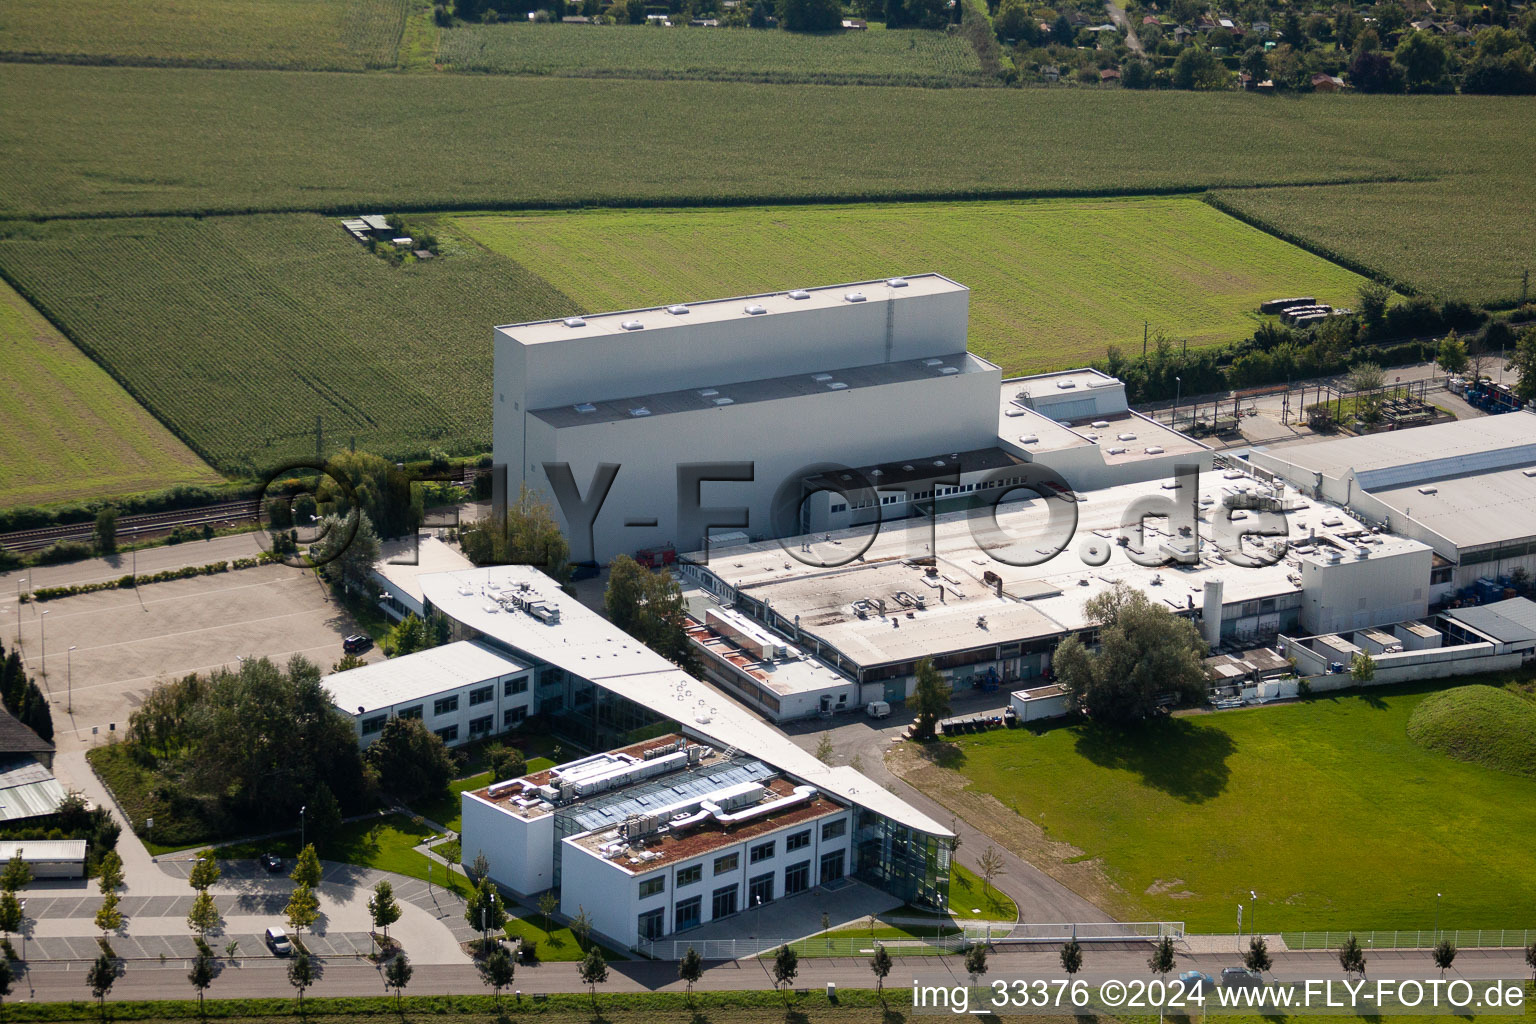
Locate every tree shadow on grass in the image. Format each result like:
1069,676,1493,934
915,740,966,769
1072,717,1236,803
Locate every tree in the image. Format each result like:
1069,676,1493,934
571,905,593,950
1173,46,1228,89
1525,939,1536,981
603,556,696,669
1395,30,1450,91
1054,584,1209,724
1348,361,1385,394
486,743,526,782
1511,327,1536,403
965,941,989,983
1148,935,1176,977
308,511,382,596
365,716,454,804
458,484,570,583
1437,331,1470,376
1240,45,1268,81
0,855,29,895
287,949,315,1011
537,891,559,933
98,851,125,894
1351,651,1376,684
1339,934,1367,977
1121,58,1153,88
385,951,413,1007
465,876,507,941
187,890,220,939
679,945,705,998
909,657,951,740
285,883,320,937
188,950,216,1014
771,943,799,1002
86,952,122,1019
1245,935,1272,973
314,450,422,541
188,855,220,892
778,0,842,30
291,845,323,889
95,892,123,937
1357,281,1392,324
978,845,1006,896
814,732,835,764
0,892,20,943
477,947,516,1002
17,682,52,743
1432,938,1457,977
870,944,893,998
579,945,608,1009
1060,938,1084,976
1348,48,1405,91
0,957,14,1016
387,613,429,658
369,881,403,941
307,784,343,849
94,508,118,556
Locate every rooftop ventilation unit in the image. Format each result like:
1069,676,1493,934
699,388,719,397
1091,420,1110,428
1108,446,1128,455
844,291,867,303
812,373,834,382
923,358,944,367
787,289,811,300
1020,435,1039,444
827,382,848,390
744,303,767,315
573,403,597,413
1144,445,1166,455
666,304,689,315
886,277,908,287
940,366,960,375
620,319,644,331
1056,380,1078,389
1118,433,1137,441
713,397,734,405
563,317,587,328
1417,485,1438,495
630,407,651,417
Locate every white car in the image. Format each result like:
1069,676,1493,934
265,926,293,956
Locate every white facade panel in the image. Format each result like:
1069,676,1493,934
460,794,556,896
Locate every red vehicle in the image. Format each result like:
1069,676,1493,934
635,545,677,568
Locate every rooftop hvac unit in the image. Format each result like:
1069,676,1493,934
573,402,597,413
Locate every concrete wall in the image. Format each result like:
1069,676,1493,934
460,796,556,896
1278,635,1523,687
1298,545,1432,634
1009,689,1071,722
528,368,1001,561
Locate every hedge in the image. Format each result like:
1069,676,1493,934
22,553,280,603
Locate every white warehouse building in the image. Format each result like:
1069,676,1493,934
493,275,1002,562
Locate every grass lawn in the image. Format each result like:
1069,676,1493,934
410,771,491,833
898,679,1536,932
947,862,1018,921
0,277,219,509
452,198,1370,374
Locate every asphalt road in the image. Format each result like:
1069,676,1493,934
13,948,1531,1002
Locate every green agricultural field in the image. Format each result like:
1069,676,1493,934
440,22,986,86
0,277,218,508
904,680,1536,931
0,0,416,70
1211,175,1536,307
0,214,576,474
452,198,1370,372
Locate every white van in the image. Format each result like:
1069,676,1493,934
866,700,891,719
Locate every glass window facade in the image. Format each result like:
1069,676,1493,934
711,884,737,919
853,809,951,909
675,896,702,932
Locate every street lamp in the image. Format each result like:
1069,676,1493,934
1174,376,1183,429
67,645,78,713
1435,893,1442,941
425,834,435,897
38,610,49,681
481,889,498,952
18,897,25,965
1249,890,1257,943
300,805,307,850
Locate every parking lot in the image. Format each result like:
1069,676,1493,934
5,558,374,752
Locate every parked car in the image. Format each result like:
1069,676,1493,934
265,926,293,956
259,852,285,873
1221,966,1263,989
1180,970,1216,995
343,634,373,654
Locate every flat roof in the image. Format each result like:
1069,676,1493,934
323,640,528,716
1444,597,1536,644
498,274,966,347
684,621,850,697
0,839,85,861
417,566,954,838
1255,411,1536,483
0,757,67,823
687,469,1426,645
1060,411,1210,465
531,352,990,429
804,447,1023,492
567,776,843,873
1000,403,1093,453
1367,463,1536,550
373,534,475,607
1014,683,1068,701
1007,368,1122,397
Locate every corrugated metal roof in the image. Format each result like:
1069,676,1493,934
0,756,67,823
1445,597,1536,644
0,838,85,861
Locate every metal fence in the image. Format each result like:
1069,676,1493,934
641,922,1184,961
1281,929,1535,951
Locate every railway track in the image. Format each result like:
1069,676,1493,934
0,466,481,556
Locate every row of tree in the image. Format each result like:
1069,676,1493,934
0,639,53,743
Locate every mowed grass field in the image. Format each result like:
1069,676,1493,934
910,681,1536,931
440,22,987,86
0,215,576,474
452,198,1369,372
0,0,415,70
0,277,218,508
